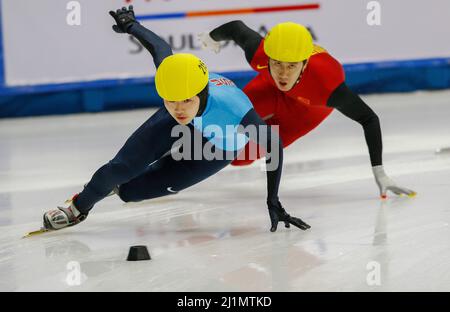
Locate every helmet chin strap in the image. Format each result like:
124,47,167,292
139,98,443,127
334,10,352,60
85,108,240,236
295,60,308,86
195,85,209,117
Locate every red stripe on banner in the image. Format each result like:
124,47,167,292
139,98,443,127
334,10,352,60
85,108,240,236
186,3,320,18
254,4,320,14
188,8,254,17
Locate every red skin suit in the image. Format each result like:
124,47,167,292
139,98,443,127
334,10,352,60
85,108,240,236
232,42,345,165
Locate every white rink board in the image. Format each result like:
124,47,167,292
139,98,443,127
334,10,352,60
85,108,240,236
2,0,450,86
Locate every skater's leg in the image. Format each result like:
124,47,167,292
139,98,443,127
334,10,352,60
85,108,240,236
75,108,179,214
119,142,232,202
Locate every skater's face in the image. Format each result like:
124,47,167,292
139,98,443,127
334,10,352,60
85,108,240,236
269,59,305,92
164,96,200,125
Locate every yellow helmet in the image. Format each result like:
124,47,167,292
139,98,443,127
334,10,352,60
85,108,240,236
264,22,314,62
155,53,209,101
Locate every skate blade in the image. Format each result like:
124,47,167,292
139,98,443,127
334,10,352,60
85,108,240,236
22,228,52,239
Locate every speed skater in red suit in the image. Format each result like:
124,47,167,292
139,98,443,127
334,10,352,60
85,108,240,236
198,21,416,199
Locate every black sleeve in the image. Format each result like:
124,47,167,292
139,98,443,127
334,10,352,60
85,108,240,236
209,20,263,64
128,23,173,68
327,83,383,166
240,109,283,205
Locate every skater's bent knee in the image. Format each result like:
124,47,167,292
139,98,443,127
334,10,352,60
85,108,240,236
117,187,134,203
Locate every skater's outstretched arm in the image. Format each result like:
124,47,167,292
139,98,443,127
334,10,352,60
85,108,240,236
327,83,416,198
110,6,172,68
327,83,382,167
240,109,311,232
240,109,283,205
202,21,263,64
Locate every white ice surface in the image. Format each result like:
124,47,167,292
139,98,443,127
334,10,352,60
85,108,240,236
0,90,449,291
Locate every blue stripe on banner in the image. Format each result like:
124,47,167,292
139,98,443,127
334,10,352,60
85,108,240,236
0,57,449,118
343,57,450,93
0,57,448,96
0,76,154,96
345,58,450,70
136,13,186,21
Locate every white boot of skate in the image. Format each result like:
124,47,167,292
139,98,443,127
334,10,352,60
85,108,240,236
43,194,87,230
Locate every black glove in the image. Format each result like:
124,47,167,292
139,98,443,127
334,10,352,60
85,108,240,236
109,5,138,34
268,200,311,232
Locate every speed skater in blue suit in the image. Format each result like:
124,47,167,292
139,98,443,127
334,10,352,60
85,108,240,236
42,6,310,233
